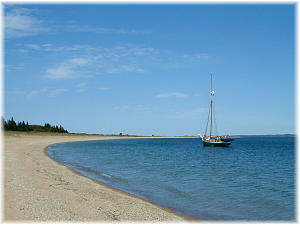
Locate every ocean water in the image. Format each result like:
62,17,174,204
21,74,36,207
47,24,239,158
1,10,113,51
46,137,295,221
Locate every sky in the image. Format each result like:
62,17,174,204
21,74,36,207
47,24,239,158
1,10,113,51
4,3,295,136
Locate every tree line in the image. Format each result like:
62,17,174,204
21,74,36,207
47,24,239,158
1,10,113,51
43,123,68,133
3,117,68,133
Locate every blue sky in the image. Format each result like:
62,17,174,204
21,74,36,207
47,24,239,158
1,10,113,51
4,4,295,136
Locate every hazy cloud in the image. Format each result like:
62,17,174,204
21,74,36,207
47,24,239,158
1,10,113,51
106,65,144,74
75,82,87,92
5,6,149,39
20,43,95,52
156,92,187,98
98,87,111,91
66,23,152,35
113,105,130,111
6,63,24,71
44,57,93,79
167,107,206,119
183,53,211,60
45,66,88,79
47,89,67,97
25,87,68,98
26,88,48,99
33,44,210,79
5,90,26,95
42,46,151,79
76,82,87,88
113,104,151,113
5,6,48,38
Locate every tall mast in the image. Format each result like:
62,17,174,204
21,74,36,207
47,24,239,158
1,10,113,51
210,74,214,138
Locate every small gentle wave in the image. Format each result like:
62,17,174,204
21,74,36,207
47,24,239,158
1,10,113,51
46,137,295,221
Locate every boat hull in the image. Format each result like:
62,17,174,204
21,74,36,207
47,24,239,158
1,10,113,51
221,138,234,142
203,140,231,147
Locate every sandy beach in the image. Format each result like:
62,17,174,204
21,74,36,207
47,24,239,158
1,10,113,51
3,132,186,221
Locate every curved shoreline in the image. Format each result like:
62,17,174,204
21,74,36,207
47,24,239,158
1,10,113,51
4,133,191,221
43,140,194,221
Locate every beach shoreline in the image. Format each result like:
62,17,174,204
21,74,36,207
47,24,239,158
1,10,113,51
3,132,190,221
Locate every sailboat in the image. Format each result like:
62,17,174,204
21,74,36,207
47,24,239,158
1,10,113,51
200,74,232,147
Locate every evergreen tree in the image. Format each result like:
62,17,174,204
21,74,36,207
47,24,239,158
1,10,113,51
7,117,17,131
25,122,32,131
3,117,68,133
17,122,22,131
22,121,26,131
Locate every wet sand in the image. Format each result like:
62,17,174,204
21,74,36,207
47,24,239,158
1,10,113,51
3,133,187,221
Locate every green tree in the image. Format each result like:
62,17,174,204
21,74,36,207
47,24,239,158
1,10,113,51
21,121,26,131
7,117,17,131
17,121,22,131
25,122,32,131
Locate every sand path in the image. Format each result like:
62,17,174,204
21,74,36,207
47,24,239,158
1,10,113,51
3,133,186,221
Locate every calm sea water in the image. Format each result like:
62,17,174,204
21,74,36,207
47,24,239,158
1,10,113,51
46,137,295,221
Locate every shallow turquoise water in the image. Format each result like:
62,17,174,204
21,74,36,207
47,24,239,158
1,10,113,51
46,137,295,221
